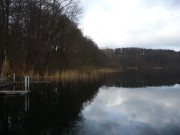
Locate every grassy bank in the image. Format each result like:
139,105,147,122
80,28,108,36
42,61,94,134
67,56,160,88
0,59,119,82
24,68,117,82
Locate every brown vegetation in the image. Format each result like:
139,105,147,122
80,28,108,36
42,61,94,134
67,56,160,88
26,68,117,82
1,56,9,76
0,0,105,73
1,0,180,81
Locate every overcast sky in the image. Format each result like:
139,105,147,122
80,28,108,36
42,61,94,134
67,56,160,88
79,0,180,50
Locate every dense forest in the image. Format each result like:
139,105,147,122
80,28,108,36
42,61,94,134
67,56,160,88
103,48,180,70
1,0,180,76
0,0,104,74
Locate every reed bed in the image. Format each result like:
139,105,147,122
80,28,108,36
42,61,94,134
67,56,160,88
1,57,9,76
26,68,117,82
1,67,117,82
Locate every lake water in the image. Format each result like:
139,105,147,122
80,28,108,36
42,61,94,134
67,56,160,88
1,71,180,135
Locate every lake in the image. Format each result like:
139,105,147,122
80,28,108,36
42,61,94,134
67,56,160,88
1,71,180,135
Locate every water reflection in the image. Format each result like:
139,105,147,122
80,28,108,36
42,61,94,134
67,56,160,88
79,85,180,135
1,71,180,135
0,96,27,135
103,70,180,87
0,82,100,135
25,96,30,112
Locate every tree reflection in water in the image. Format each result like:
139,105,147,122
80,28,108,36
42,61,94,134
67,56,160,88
0,82,100,135
1,70,180,135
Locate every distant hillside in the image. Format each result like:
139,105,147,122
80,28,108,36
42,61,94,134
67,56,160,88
103,48,180,70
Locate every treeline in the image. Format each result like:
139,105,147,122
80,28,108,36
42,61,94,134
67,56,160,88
1,1,180,74
103,48,180,70
0,0,104,73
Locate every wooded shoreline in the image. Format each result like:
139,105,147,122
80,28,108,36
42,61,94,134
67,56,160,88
1,1,180,80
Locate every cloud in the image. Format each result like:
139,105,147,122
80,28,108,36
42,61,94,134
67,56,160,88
80,0,180,50
140,0,180,9
77,85,180,135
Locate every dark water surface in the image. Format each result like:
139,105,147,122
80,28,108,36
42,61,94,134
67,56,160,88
1,71,180,135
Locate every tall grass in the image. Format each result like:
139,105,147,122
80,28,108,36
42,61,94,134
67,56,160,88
1,65,117,82
26,68,117,82
0,56,9,81
1,56,9,76
60,70,99,82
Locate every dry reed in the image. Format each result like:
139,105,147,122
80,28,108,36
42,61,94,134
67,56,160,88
25,68,117,82
1,56,9,76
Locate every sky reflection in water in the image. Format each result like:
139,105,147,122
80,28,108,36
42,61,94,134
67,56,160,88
78,84,180,135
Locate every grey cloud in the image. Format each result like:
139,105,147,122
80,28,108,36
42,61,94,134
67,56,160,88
163,0,180,7
140,0,180,9
80,0,180,50
78,86,180,135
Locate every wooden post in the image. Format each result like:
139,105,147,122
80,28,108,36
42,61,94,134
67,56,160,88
25,76,30,91
25,76,27,91
27,76,30,90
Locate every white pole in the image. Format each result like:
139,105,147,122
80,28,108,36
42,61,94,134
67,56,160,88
25,76,27,91
27,76,30,90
